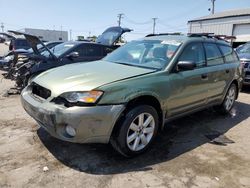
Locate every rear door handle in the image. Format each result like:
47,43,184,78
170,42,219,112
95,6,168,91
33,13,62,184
226,69,229,73
201,74,208,79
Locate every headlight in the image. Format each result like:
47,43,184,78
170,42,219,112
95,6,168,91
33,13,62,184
61,91,103,104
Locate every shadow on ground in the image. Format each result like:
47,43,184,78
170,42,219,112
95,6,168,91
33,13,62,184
37,101,250,175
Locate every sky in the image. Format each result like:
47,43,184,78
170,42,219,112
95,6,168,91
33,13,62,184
0,0,250,41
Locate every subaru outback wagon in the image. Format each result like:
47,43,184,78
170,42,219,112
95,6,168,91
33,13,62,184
21,34,242,157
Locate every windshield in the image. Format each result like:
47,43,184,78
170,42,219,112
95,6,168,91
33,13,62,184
41,42,76,58
237,42,250,54
103,40,181,69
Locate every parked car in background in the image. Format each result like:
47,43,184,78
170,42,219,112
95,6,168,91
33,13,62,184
9,26,131,89
0,32,16,56
236,41,250,86
9,38,31,51
21,34,242,157
0,41,62,70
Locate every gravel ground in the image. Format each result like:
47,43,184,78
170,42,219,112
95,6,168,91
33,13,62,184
0,70,250,188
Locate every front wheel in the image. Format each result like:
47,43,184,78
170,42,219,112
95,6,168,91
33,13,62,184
216,83,237,114
111,105,159,157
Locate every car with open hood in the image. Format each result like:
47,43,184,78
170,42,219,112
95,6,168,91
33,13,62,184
8,26,132,89
0,41,62,71
21,34,242,157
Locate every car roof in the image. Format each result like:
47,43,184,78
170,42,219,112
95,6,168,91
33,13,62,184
143,34,231,46
62,41,93,45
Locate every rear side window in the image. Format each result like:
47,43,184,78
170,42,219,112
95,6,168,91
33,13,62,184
84,45,102,57
204,43,224,66
178,43,205,68
218,45,238,63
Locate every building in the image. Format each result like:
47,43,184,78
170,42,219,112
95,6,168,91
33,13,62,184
24,28,68,42
188,8,250,46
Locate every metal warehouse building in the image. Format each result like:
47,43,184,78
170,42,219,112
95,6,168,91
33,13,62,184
188,8,250,46
24,28,68,42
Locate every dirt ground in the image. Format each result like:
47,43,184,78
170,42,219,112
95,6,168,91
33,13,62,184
0,70,250,188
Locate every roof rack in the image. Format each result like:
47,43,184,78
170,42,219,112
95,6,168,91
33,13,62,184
188,33,214,37
188,33,236,39
188,33,236,43
145,32,183,37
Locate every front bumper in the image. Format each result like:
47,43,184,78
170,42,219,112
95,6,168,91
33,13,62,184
21,87,125,143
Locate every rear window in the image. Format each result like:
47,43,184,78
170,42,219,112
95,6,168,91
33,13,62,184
14,39,29,47
218,45,238,63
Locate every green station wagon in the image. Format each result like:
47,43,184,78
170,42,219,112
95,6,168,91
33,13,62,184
21,34,242,157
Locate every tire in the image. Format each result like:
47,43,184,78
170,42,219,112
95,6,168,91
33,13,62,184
110,105,159,157
216,83,237,114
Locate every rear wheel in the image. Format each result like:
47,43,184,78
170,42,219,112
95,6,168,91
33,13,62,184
216,83,237,114
111,105,159,157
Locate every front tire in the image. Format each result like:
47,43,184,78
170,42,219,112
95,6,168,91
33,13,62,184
111,105,159,157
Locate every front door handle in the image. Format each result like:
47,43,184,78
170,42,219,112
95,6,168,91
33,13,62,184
201,74,208,79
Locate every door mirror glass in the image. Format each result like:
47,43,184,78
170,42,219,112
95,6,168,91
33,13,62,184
67,51,79,59
177,61,196,71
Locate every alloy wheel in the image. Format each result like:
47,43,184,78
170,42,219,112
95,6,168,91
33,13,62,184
126,113,155,151
225,86,236,111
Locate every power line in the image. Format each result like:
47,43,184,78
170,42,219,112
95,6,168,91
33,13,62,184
123,16,152,25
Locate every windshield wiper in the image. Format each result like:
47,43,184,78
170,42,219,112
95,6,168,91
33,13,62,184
111,61,159,70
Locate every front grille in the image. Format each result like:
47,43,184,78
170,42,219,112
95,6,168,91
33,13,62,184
32,83,51,99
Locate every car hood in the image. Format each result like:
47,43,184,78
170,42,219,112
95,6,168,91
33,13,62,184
96,26,132,46
238,53,250,61
8,30,56,59
33,60,156,96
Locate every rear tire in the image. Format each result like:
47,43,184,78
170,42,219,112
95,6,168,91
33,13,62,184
216,83,237,114
110,105,159,157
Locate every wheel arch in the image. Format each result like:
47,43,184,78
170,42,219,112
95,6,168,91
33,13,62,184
110,95,164,139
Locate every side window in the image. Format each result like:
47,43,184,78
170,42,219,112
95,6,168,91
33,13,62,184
204,43,224,66
218,45,237,63
72,46,85,57
178,43,205,68
84,45,102,57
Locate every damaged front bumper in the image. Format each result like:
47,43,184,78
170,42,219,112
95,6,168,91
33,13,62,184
21,87,125,143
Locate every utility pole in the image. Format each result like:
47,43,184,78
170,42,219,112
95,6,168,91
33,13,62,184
152,18,157,34
70,29,72,41
210,0,216,14
117,13,124,26
1,23,3,32
60,25,62,39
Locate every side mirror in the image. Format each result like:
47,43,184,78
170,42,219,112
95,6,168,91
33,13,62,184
177,61,196,71
67,52,79,59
